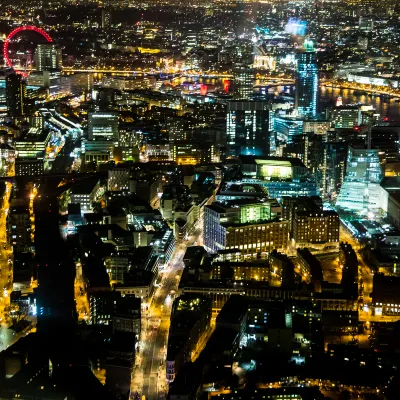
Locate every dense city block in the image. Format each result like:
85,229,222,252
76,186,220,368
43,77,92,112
1,1,400,400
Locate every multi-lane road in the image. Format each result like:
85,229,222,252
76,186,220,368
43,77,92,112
131,242,189,400
131,226,203,400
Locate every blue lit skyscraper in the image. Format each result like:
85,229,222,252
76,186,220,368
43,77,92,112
295,40,318,119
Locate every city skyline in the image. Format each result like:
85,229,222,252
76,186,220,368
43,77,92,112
0,1,400,399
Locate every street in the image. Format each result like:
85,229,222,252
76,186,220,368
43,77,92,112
339,224,373,309
338,224,400,324
131,231,201,400
0,181,25,351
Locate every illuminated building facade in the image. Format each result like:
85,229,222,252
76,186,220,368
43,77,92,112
107,167,130,191
69,178,101,212
293,209,339,247
14,128,50,177
88,112,119,141
15,158,44,176
211,261,271,282
239,155,307,181
34,44,62,71
253,55,276,70
295,42,318,119
226,101,271,157
372,273,400,316
101,8,112,29
262,181,318,200
146,143,171,161
15,129,51,158
6,73,26,118
226,219,288,255
233,64,254,100
238,156,317,200
6,199,32,252
273,115,304,143
336,146,386,212
303,120,331,136
216,182,269,202
204,201,288,254
171,141,215,165
0,144,15,174
332,105,362,129
283,197,340,247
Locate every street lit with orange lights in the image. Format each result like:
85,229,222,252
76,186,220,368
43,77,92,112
131,228,203,400
0,182,15,351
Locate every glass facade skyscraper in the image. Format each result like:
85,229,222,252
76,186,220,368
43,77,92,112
295,43,318,119
273,115,304,143
226,101,270,157
336,146,387,212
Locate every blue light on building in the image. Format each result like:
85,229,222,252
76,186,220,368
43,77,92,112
295,43,318,119
273,114,304,143
226,101,271,157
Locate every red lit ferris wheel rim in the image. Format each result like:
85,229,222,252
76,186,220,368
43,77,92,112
3,26,53,76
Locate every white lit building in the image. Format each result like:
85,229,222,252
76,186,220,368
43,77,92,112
336,146,387,213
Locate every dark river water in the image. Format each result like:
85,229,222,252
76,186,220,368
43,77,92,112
320,85,400,121
93,73,400,121
263,84,400,121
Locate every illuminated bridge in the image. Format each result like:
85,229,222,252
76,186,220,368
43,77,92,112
62,68,233,78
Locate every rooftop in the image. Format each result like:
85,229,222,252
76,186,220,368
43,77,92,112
239,155,306,168
70,177,100,195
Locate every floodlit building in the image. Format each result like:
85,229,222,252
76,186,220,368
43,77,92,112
69,177,101,212
107,167,130,191
237,155,318,199
204,200,289,254
372,273,400,316
15,128,51,158
239,155,308,181
283,197,340,248
336,146,387,213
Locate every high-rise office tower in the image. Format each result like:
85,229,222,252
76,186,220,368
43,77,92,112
295,40,318,119
332,105,362,129
88,111,119,141
226,101,270,157
101,8,112,29
34,43,62,71
336,146,386,212
6,73,26,118
233,63,254,100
